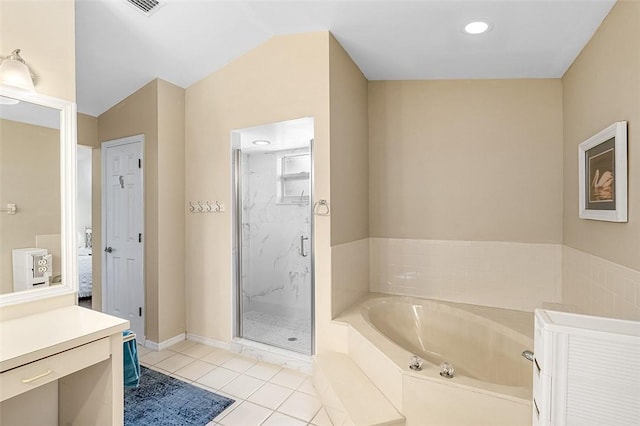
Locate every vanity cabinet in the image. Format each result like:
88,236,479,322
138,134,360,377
0,306,128,425
532,309,640,426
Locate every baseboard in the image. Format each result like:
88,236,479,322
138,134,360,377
186,333,234,352
145,333,186,351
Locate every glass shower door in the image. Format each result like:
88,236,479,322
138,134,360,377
235,118,314,354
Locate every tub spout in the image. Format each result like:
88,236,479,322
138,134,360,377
522,350,534,362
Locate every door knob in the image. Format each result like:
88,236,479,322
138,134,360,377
104,246,113,253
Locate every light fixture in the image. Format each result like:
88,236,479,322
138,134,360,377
252,139,271,145
464,21,490,35
0,49,36,92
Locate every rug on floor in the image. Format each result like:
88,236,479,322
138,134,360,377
125,366,234,425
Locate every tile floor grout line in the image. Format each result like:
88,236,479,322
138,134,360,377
139,342,326,426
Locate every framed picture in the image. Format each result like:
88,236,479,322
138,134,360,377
578,121,627,222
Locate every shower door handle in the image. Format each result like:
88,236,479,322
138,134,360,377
299,236,309,257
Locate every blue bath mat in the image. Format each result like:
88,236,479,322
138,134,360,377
125,366,234,425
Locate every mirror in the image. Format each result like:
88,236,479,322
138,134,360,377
0,86,77,306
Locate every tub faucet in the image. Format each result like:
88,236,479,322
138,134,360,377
409,356,423,371
440,362,455,379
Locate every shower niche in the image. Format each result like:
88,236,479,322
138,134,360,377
232,117,314,355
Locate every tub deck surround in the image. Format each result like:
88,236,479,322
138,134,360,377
314,352,405,426
329,293,534,425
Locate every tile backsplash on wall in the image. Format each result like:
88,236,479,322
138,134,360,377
562,246,640,321
370,238,562,312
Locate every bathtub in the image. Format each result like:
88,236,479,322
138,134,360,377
338,294,534,425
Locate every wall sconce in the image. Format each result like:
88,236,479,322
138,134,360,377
0,49,35,92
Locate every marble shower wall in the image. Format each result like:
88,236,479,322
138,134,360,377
241,148,312,319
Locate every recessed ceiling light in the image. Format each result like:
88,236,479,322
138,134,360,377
252,139,271,145
464,21,490,35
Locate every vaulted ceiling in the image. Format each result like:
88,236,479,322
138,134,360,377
76,0,616,116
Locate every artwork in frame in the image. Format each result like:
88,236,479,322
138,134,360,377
578,121,628,222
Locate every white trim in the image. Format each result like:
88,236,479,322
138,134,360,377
578,121,628,222
101,135,145,340
144,333,186,351
186,333,312,373
0,87,77,307
186,333,234,352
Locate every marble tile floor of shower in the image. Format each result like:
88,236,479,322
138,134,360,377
139,340,330,426
242,310,312,354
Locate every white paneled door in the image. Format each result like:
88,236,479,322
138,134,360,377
102,135,145,343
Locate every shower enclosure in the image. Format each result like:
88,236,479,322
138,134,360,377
232,117,314,354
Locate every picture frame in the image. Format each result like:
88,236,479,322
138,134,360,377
578,121,627,222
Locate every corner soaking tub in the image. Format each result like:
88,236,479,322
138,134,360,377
339,294,534,425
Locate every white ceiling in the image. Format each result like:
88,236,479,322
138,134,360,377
236,117,314,153
75,0,616,116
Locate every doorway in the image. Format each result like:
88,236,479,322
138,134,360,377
101,135,145,342
232,117,315,354
77,145,93,309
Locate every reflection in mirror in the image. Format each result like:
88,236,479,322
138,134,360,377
0,87,76,307
0,98,61,295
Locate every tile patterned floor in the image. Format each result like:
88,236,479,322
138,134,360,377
138,341,332,426
242,311,312,354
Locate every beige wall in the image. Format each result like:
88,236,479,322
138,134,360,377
0,0,75,101
369,79,564,243
562,1,640,271
0,120,60,293
78,113,98,148
157,80,186,341
329,34,369,245
185,32,343,351
328,35,370,316
97,79,186,343
98,80,160,342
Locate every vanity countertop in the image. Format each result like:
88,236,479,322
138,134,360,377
0,306,128,372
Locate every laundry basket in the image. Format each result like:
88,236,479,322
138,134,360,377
123,330,140,388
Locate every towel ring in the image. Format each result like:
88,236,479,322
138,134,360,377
313,199,330,216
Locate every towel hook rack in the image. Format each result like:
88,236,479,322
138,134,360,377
0,203,17,215
187,200,225,213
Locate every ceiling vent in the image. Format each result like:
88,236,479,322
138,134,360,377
125,0,163,16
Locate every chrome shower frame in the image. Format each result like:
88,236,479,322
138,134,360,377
231,135,315,355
